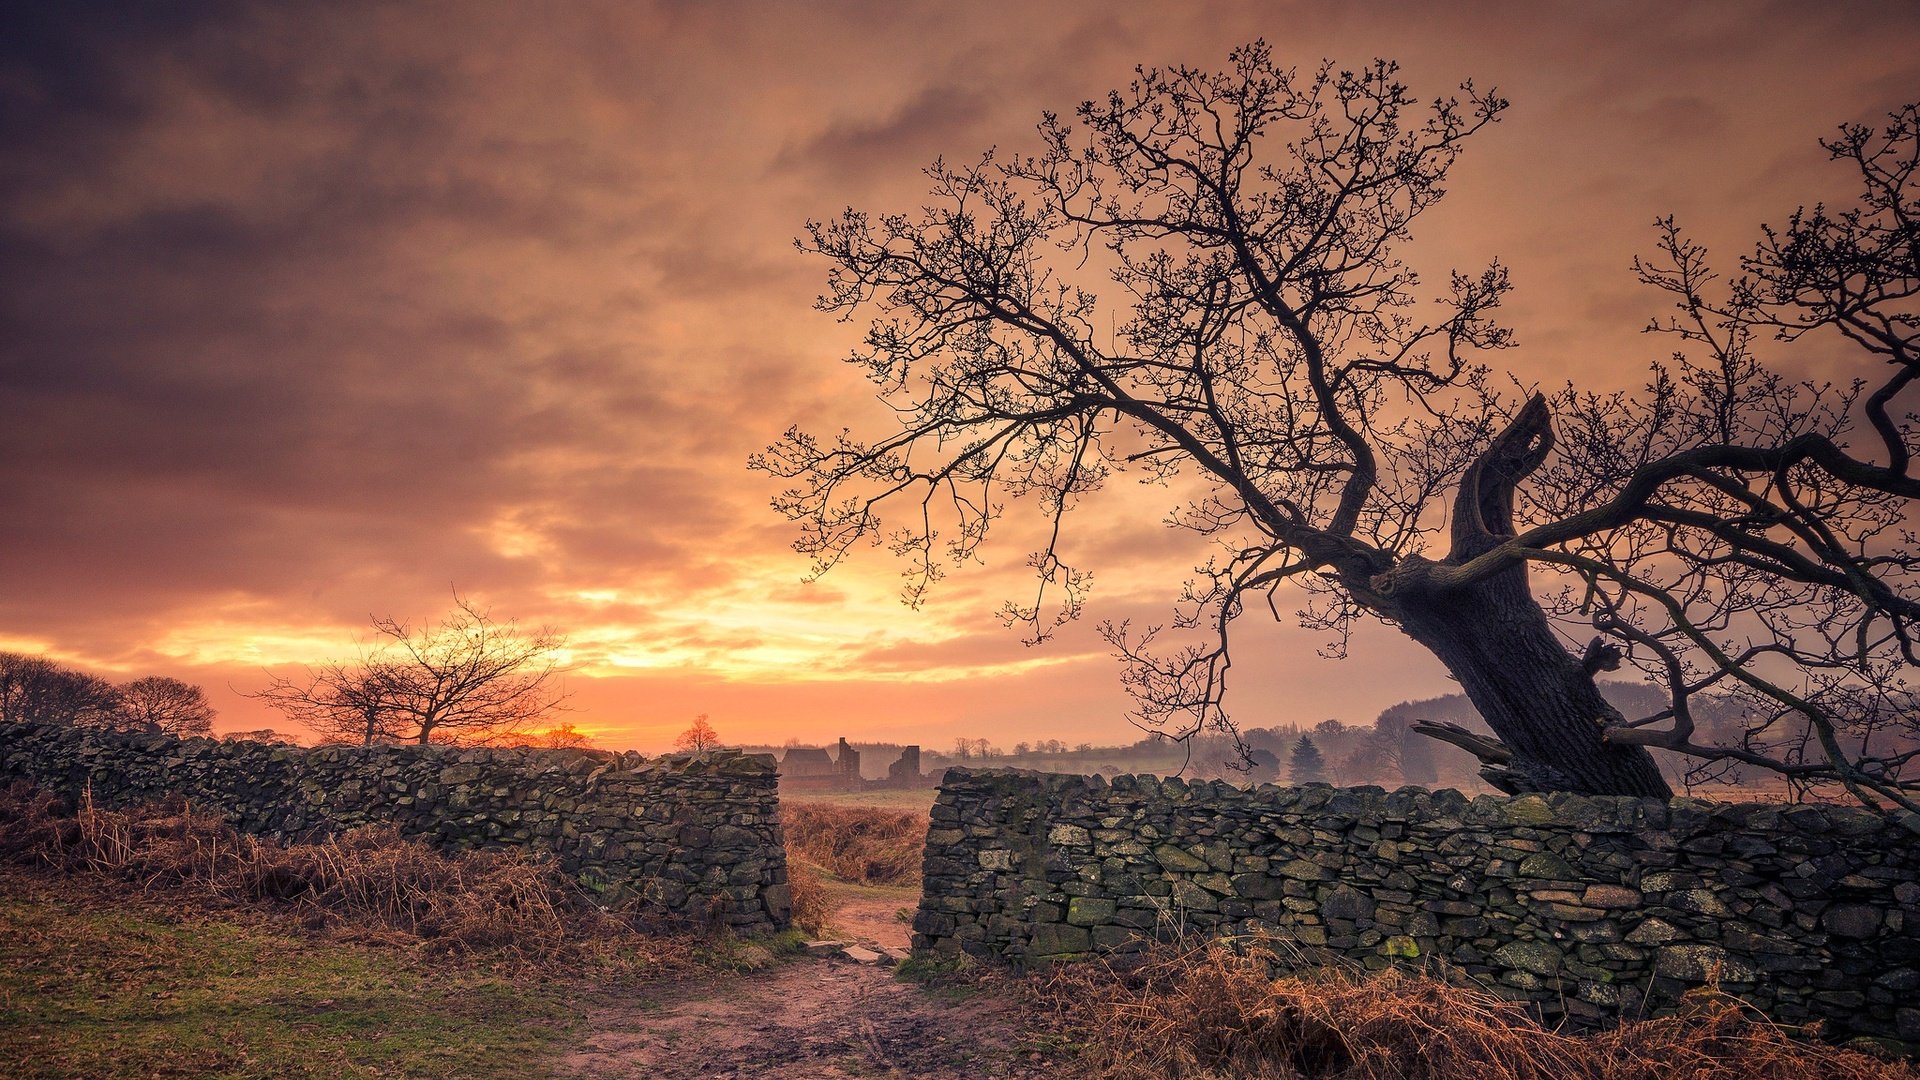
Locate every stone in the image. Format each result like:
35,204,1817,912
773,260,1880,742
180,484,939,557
1276,858,1334,881
1655,945,1758,983
1493,941,1565,977
1047,824,1091,846
1625,917,1683,945
1171,879,1220,912
1230,872,1287,900
1067,897,1117,926
1030,923,1091,956
1823,904,1882,939
979,849,1017,871
1320,884,1376,921
1153,844,1210,872
1503,795,1554,825
1518,852,1577,879
1668,889,1730,917
1580,884,1641,909
841,945,883,964
1380,935,1420,958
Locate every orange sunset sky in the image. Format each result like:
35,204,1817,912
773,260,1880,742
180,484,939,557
5,1,1918,753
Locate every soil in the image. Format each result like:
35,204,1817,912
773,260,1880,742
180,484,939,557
559,956,1059,1079
819,880,917,949
560,879,1071,1079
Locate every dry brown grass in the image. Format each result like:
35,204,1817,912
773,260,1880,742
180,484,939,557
1038,938,1916,1080
0,781,693,969
784,857,834,936
782,800,923,886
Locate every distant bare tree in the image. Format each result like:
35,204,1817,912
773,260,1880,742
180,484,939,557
0,651,121,727
254,595,569,745
113,676,215,737
526,722,593,749
1371,715,1437,786
254,657,408,745
1339,740,1393,786
675,714,720,753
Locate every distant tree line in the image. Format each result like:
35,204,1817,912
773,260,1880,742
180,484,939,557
0,651,216,737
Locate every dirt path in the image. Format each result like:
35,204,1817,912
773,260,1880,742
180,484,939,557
559,879,1070,1079
819,880,916,949
559,956,1057,1079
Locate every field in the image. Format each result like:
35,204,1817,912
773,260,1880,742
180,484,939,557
0,868,577,1079
3,785,1915,1078
783,784,941,811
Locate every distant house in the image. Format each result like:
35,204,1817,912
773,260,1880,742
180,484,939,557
780,746,841,791
780,738,870,792
887,745,922,786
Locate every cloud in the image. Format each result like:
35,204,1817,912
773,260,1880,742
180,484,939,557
776,84,993,181
2,1,1916,751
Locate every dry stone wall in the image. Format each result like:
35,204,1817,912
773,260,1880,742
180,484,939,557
917,767,1920,1052
0,720,791,932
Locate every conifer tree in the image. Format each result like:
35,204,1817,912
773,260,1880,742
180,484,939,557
1289,735,1329,785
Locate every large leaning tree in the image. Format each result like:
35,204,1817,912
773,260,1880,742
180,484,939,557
254,594,569,745
753,42,1920,817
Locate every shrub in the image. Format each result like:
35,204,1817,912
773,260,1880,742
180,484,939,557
0,781,692,968
1038,937,1917,1080
781,801,923,886
784,857,833,936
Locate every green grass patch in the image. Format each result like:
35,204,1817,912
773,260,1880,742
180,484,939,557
691,927,809,973
780,786,938,811
0,874,578,1079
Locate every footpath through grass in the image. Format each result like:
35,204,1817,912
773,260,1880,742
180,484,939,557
0,869,577,1079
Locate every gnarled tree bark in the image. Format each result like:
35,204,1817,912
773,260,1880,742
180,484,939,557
1364,397,1673,797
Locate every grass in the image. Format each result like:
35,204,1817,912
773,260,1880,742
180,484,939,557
784,856,835,936
781,785,940,811
1036,937,1919,1079
782,800,924,887
0,782,831,1077
0,868,577,1079
0,782,694,969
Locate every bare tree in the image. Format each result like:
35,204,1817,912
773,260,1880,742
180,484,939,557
0,651,121,726
754,42,1920,817
525,722,593,750
675,713,720,753
113,676,215,737
254,595,568,745
253,657,407,745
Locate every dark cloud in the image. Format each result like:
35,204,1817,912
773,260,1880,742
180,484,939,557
1,1,1915,750
776,84,993,181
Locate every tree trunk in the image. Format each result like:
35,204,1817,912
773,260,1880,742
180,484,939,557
1358,392,1674,799
1380,558,1673,798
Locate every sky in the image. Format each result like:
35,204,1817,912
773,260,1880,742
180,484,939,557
4,1,1918,753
